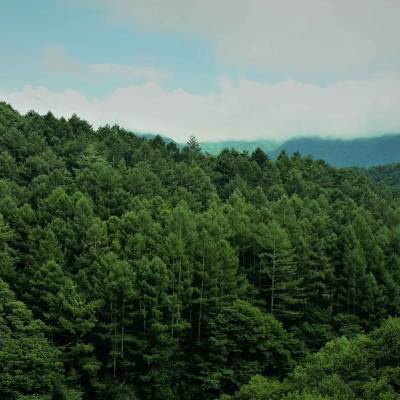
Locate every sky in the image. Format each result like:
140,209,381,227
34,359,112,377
1,0,400,143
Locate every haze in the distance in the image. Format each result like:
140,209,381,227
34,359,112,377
1,0,400,142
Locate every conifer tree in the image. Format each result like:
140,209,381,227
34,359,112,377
259,221,304,324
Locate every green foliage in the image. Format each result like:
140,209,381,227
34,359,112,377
361,163,400,192
0,103,399,399
258,221,304,323
220,375,284,400
226,319,400,400
203,300,291,395
0,279,75,399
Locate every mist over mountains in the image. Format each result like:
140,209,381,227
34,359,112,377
270,135,400,167
198,134,400,167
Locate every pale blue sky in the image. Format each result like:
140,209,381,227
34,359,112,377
1,0,400,142
1,0,223,95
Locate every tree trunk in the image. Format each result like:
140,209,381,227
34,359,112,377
270,238,276,315
197,252,205,343
121,300,125,357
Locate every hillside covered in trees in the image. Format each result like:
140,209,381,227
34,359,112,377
1,102,400,400
361,163,400,192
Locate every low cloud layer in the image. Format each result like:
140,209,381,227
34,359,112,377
2,74,400,142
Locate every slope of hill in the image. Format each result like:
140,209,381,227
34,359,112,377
270,134,400,167
360,163,400,191
1,102,400,400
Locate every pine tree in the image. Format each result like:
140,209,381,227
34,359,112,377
203,300,291,397
193,201,246,342
0,279,77,399
259,221,304,324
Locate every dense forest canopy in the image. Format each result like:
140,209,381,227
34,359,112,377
1,102,400,400
361,163,400,193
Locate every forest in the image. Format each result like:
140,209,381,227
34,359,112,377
362,163,400,193
1,101,400,400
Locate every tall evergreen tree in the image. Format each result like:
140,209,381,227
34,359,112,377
258,221,304,324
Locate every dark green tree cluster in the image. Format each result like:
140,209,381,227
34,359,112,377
221,317,400,400
0,102,400,399
359,163,400,193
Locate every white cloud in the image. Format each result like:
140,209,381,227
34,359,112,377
68,0,400,78
2,74,400,142
43,46,168,82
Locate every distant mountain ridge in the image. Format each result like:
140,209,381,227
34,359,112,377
130,131,400,168
199,140,280,155
270,135,400,167
195,134,400,167
139,135,280,155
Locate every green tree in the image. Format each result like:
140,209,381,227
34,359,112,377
0,279,78,399
203,300,292,397
258,221,304,324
